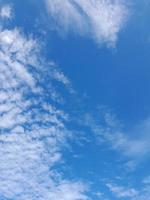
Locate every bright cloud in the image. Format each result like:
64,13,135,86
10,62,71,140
45,0,128,46
0,15,89,200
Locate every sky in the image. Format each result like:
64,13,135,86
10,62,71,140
0,0,150,200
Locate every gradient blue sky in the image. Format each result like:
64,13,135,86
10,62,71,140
1,0,150,200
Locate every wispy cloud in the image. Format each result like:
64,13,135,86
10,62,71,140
107,179,150,200
0,12,89,200
45,0,128,46
82,109,150,170
105,117,150,160
106,183,138,198
0,4,12,19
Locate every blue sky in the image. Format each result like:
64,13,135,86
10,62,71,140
1,0,150,200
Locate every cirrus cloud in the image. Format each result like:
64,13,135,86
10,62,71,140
45,0,128,46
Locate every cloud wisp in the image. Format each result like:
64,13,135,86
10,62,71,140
107,179,150,200
106,183,138,198
45,0,128,46
82,109,150,171
0,4,12,19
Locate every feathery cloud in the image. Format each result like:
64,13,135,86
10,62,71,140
45,0,128,46
107,180,150,200
106,183,138,198
82,109,150,171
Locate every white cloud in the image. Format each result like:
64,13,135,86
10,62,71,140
81,109,150,172
0,4,12,19
106,183,138,198
45,0,128,46
0,20,89,200
107,180,150,200
106,117,150,159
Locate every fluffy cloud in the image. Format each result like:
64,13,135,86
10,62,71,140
45,0,128,46
0,10,88,200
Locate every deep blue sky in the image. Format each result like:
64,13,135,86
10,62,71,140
11,0,150,124
9,0,150,118
1,0,150,200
